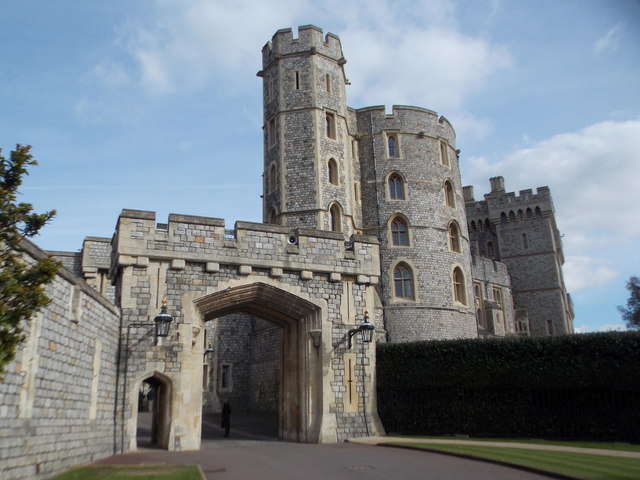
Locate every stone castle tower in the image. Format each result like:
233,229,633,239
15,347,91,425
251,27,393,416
465,177,574,336
259,26,478,342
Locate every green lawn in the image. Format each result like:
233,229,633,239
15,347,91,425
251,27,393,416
411,436,640,453
50,465,203,480
394,442,640,480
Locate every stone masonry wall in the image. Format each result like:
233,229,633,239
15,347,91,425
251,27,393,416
113,209,382,443
0,240,120,480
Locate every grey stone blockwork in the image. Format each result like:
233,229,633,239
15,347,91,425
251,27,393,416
0,240,120,480
1,24,575,479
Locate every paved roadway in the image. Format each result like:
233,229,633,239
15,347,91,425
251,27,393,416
97,412,555,479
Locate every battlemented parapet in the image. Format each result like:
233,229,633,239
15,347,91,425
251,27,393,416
111,209,384,446
262,25,344,66
112,210,380,291
465,177,573,336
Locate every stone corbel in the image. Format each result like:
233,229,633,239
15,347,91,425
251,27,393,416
192,326,201,346
309,329,321,349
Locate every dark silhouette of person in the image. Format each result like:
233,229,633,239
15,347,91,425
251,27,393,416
221,402,231,437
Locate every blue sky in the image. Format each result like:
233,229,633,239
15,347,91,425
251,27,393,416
1,0,639,332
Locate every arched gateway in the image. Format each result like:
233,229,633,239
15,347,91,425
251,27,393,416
195,282,321,442
114,210,385,451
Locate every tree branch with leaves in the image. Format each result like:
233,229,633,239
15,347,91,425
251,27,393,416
618,276,640,331
0,144,60,377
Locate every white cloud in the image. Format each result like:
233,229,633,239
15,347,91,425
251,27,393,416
594,23,622,57
574,323,627,333
465,119,640,292
563,255,617,292
95,0,510,114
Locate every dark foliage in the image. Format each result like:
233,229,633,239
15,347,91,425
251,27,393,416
377,332,640,441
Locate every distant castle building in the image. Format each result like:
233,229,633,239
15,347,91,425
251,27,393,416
258,25,573,341
1,26,573,480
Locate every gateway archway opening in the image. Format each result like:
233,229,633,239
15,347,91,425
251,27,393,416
202,313,282,440
135,374,171,449
194,282,322,443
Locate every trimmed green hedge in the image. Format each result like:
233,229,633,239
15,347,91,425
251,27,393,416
376,332,640,441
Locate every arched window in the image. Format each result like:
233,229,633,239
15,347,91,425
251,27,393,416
444,180,455,207
328,158,338,185
390,217,409,246
269,164,277,192
487,241,495,258
388,173,405,200
440,141,450,167
329,204,341,232
448,222,461,253
326,113,336,139
393,263,414,299
453,267,466,305
388,135,398,157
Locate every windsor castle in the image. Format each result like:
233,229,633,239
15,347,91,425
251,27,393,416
1,26,573,479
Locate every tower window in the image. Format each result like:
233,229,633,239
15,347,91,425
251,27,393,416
493,287,503,307
390,217,409,246
325,73,331,93
388,173,405,200
453,267,466,305
444,180,455,207
522,232,529,249
487,241,495,258
295,70,300,90
326,113,336,139
393,263,414,299
440,141,449,167
448,222,461,253
388,135,398,157
330,204,342,232
328,158,339,185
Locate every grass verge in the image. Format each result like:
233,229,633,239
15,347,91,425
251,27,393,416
50,464,203,480
410,437,640,453
392,442,640,480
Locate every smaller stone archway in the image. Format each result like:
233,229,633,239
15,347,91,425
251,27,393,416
132,371,172,450
194,282,323,443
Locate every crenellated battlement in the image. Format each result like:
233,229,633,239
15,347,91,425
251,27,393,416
464,177,554,222
262,25,344,68
355,105,455,140
113,209,380,281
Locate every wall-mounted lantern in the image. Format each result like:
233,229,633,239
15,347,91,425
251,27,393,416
154,299,173,338
348,311,375,348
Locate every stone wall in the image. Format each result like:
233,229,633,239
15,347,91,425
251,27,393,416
465,178,573,335
0,240,120,480
112,209,383,445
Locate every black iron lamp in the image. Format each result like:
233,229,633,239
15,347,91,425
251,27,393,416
154,299,173,338
204,342,215,359
348,311,375,348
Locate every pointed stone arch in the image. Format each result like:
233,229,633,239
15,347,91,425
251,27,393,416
129,370,173,451
193,281,324,443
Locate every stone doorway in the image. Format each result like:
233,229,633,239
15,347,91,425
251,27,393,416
202,313,282,440
134,373,172,450
194,281,323,442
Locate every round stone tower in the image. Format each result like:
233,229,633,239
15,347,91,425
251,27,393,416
355,106,477,342
259,26,358,235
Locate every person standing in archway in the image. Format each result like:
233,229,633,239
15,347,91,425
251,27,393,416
221,402,231,437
